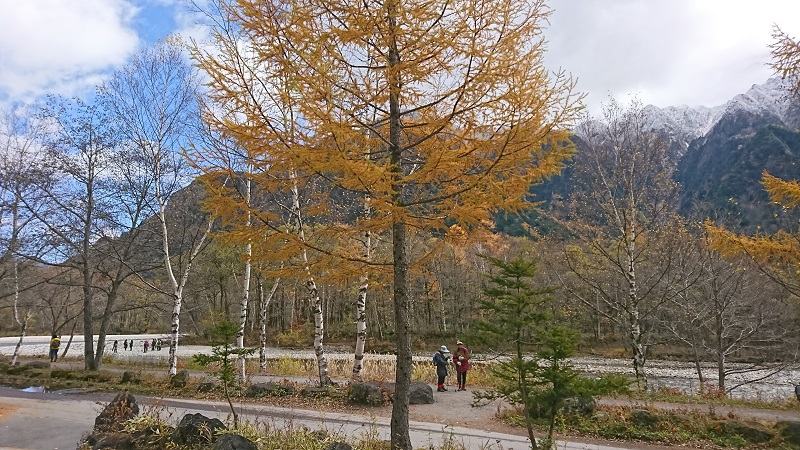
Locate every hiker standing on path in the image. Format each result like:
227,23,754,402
112,340,118,353
49,335,61,362
453,340,470,391
143,339,149,352
432,345,450,392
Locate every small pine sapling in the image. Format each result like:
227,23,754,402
193,320,256,426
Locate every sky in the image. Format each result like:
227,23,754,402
0,0,799,114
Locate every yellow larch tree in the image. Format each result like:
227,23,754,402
191,1,582,448
706,26,800,295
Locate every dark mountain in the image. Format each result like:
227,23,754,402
495,78,800,237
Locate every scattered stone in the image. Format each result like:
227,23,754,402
245,382,295,397
94,391,139,433
776,420,800,446
301,386,330,398
171,369,190,388
348,381,384,406
172,413,226,446
24,360,50,369
213,433,259,450
324,442,354,450
87,432,136,450
718,420,774,444
409,381,434,405
630,409,659,427
562,396,596,416
198,380,218,392
121,371,141,384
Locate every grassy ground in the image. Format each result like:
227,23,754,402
3,356,800,449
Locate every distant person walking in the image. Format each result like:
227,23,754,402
453,340,470,391
112,340,118,353
143,340,149,353
432,345,450,392
123,339,128,351
156,339,162,351
49,335,61,362
151,338,156,351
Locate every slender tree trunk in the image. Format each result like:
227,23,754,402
61,319,78,360
237,173,252,383
259,277,280,372
290,172,331,385
352,229,370,381
626,229,647,390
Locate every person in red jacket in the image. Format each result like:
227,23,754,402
453,340,470,391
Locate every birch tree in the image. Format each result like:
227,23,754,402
561,98,681,389
194,1,581,447
101,39,207,376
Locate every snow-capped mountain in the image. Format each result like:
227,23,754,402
641,77,798,157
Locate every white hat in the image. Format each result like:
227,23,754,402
439,345,449,353
456,340,463,345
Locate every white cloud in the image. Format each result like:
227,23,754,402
0,0,140,103
543,0,800,114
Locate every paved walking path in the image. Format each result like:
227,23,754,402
0,386,643,450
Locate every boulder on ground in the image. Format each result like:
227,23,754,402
630,409,659,427
172,413,226,446
409,381,434,404
777,420,800,446
245,382,295,397
348,382,384,406
301,386,331,398
562,396,596,416
86,432,136,450
717,420,774,444
324,442,354,450
213,433,259,450
94,391,139,433
170,369,191,388
121,371,141,384
198,380,218,392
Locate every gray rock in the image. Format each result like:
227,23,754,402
301,386,331,398
121,371,141,384
94,391,139,433
245,382,295,397
198,380,218,392
630,409,659,427
170,369,190,388
213,433,259,450
348,382,384,406
777,420,800,446
719,420,774,444
409,381,434,404
562,396,596,416
324,442,354,450
87,432,136,450
172,413,226,446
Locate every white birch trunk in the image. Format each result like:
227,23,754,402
352,229,370,381
158,174,215,376
237,174,252,383
259,277,280,372
290,172,331,385
626,224,647,390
